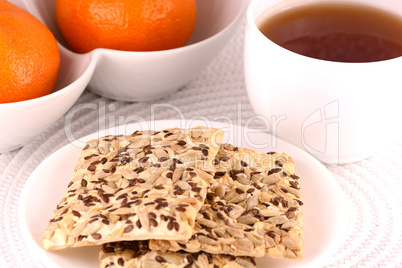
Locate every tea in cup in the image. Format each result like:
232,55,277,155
244,0,402,164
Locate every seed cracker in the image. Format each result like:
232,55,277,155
99,241,256,268
150,144,304,259
42,127,224,250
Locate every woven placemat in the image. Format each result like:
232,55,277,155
1,18,401,268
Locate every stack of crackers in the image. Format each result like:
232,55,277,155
43,127,303,268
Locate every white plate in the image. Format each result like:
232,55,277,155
19,120,348,268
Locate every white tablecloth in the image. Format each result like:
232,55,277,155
0,18,401,268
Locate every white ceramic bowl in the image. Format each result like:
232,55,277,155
0,0,245,153
26,0,245,101
0,0,94,153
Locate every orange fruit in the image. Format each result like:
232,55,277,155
0,0,60,104
55,0,197,53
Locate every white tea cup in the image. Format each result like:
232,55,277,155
244,0,402,164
